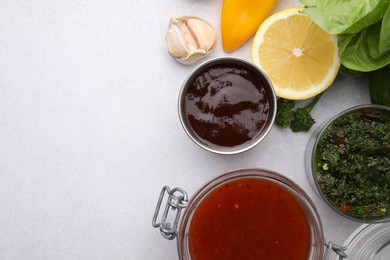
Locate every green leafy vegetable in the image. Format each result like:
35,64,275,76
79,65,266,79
300,0,385,34
380,4,390,53
339,64,363,77
275,99,295,128
290,108,315,132
369,65,390,106
300,0,390,72
276,94,321,132
338,22,390,71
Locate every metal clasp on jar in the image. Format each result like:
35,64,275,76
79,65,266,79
324,240,348,259
152,186,188,240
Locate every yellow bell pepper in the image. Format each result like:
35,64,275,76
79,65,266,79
221,0,279,52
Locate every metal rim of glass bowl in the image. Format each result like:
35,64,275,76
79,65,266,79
177,57,277,155
305,104,390,223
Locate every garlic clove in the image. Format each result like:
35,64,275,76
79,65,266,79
166,17,197,58
178,49,208,65
165,15,217,65
186,17,216,51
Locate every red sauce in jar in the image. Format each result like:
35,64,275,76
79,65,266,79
183,65,270,147
188,178,311,259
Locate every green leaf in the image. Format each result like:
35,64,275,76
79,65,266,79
339,64,364,77
290,108,315,132
338,26,390,72
380,5,390,54
276,99,295,128
343,0,390,34
366,11,390,59
367,21,383,59
369,65,390,106
300,0,385,34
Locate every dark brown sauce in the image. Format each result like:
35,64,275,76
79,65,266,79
183,66,270,147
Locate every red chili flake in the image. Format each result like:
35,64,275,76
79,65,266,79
340,203,352,213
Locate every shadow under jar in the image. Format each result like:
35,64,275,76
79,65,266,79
178,57,276,155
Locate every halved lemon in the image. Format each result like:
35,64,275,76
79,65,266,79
251,8,340,100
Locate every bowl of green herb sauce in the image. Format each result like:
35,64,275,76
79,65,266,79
306,105,390,222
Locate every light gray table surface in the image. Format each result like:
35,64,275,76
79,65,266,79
0,0,369,259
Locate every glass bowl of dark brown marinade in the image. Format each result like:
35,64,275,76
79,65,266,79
305,104,390,223
178,57,276,155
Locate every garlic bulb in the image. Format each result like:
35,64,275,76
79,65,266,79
165,15,217,65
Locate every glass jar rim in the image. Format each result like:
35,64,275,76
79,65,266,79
177,168,325,260
336,222,390,259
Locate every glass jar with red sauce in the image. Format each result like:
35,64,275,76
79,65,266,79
153,168,347,259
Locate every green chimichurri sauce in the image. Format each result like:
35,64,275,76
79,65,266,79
315,108,390,221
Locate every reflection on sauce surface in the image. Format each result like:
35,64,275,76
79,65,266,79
188,178,311,260
183,66,270,147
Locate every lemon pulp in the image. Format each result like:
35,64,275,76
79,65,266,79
251,8,340,100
